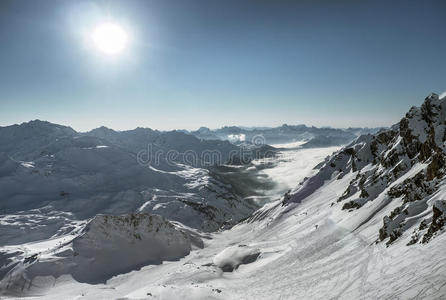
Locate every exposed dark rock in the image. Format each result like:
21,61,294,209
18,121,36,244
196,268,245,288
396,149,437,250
422,201,446,243
342,201,361,210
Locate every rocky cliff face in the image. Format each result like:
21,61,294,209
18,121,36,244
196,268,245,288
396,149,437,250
286,93,446,246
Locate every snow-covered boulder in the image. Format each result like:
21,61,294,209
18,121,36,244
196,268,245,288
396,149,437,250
213,245,260,272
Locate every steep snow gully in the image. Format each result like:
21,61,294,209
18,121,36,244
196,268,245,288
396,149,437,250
1,93,446,299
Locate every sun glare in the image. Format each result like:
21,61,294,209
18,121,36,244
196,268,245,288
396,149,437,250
91,23,127,55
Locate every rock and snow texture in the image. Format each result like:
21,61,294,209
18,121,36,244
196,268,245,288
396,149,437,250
286,92,446,246
1,213,198,291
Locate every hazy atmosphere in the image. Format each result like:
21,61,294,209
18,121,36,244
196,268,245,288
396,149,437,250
1,0,446,130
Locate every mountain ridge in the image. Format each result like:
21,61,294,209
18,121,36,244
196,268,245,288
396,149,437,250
283,92,446,246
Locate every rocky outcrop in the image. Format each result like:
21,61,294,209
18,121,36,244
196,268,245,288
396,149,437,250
285,92,446,246
421,200,446,243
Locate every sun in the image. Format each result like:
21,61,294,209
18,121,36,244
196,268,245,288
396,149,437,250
91,23,127,55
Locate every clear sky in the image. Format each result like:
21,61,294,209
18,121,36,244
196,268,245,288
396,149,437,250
1,0,446,131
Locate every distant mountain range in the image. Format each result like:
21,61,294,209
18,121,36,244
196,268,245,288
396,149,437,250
187,124,383,147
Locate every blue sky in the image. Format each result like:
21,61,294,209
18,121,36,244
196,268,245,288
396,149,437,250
1,0,446,131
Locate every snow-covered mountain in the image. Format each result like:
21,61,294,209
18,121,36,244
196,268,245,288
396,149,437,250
285,92,446,247
84,126,245,169
0,121,266,237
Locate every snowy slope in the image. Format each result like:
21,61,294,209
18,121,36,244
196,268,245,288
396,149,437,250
286,92,446,246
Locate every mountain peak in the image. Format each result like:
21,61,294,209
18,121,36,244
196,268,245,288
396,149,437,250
89,126,116,134
426,92,440,101
21,119,74,131
3,119,77,136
